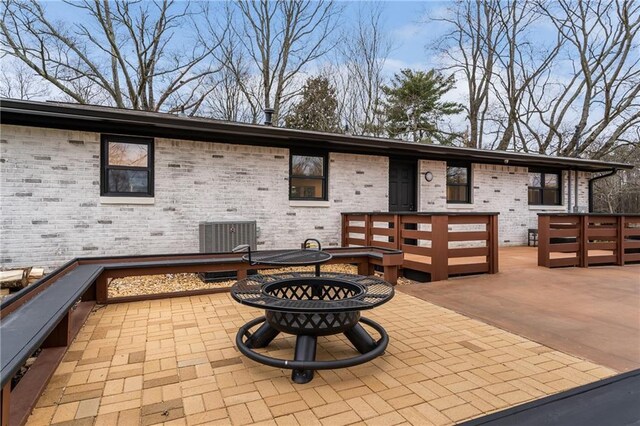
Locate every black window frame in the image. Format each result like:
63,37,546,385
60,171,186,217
446,161,472,204
528,168,562,206
289,150,328,201
100,134,154,197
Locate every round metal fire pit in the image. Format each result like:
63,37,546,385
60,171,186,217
262,277,364,335
231,272,394,383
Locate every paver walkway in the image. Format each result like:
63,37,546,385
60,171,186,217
400,246,640,372
28,291,615,425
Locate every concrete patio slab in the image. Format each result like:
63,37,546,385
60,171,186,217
399,246,640,373
28,289,615,425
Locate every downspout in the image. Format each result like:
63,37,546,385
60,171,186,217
588,168,618,213
567,171,572,213
574,169,579,212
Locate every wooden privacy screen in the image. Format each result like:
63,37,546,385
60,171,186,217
538,214,640,268
341,212,499,282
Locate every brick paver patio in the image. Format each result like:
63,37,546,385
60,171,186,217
28,291,615,425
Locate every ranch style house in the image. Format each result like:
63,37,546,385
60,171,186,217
0,99,633,270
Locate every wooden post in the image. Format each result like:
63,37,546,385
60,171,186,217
357,261,371,276
341,214,348,247
488,214,499,274
538,215,550,267
43,312,70,347
0,382,9,426
431,215,449,282
96,275,109,304
393,214,401,250
237,268,248,280
579,215,588,268
618,216,625,266
383,265,398,286
81,282,97,302
364,214,372,246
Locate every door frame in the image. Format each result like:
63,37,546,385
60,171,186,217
388,157,419,212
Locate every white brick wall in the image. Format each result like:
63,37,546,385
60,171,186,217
418,160,590,245
0,123,591,270
0,125,388,270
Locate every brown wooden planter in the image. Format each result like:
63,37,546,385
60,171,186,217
342,212,500,282
537,213,640,268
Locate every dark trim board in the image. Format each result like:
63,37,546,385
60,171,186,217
461,369,640,426
0,99,632,172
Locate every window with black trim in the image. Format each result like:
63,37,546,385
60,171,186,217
446,162,471,203
101,135,154,197
289,152,328,200
528,169,561,205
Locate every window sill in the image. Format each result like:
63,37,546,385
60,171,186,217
100,196,155,205
447,203,474,210
528,205,566,211
289,200,330,208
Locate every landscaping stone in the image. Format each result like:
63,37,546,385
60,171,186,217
107,264,413,298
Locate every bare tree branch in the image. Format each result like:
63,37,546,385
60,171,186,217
1,0,222,114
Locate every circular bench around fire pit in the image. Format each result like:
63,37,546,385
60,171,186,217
231,272,394,383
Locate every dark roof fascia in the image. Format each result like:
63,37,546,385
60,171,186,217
341,211,500,216
0,99,632,172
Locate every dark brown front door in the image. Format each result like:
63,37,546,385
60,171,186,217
389,159,417,212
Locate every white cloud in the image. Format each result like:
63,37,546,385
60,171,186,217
382,58,431,75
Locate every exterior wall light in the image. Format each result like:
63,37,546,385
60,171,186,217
424,171,434,182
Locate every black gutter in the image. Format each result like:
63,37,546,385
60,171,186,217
0,98,633,173
588,169,618,212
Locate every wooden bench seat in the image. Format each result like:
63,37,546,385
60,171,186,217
0,265,103,389
0,246,401,425
1,264,103,425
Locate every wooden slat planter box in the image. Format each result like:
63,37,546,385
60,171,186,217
538,213,640,268
341,212,500,282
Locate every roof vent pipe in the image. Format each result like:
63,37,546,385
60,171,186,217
263,108,274,126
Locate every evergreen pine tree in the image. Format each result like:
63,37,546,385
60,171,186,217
285,76,340,133
381,69,463,144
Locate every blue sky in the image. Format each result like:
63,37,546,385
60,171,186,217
42,0,446,74
344,1,447,72
373,1,441,66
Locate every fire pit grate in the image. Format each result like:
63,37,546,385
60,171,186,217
232,272,392,312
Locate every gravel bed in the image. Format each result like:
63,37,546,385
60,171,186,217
108,264,412,298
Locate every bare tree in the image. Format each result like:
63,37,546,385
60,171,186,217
204,3,263,123
226,0,342,124
334,3,391,136
533,0,640,158
434,0,639,158
490,0,564,151
433,0,503,148
1,0,224,114
593,143,640,212
0,58,50,100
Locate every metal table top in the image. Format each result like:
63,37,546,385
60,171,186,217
242,249,332,266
